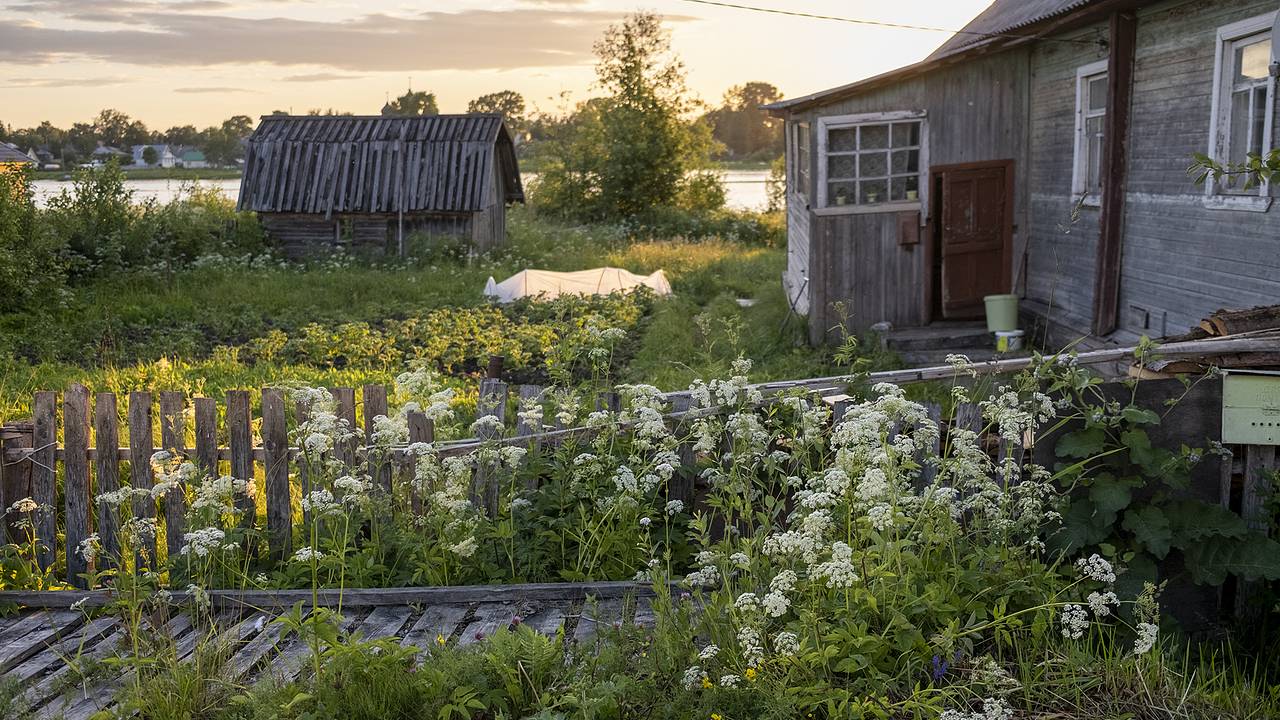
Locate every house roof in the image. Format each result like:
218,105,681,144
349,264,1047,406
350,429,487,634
925,0,1093,61
237,114,524,215
764,0,1112,114
0,143,33,163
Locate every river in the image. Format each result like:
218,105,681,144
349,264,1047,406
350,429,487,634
31,169,772,212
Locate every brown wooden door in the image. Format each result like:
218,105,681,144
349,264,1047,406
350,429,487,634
938,163,1012,319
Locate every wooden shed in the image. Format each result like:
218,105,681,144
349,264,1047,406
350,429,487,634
237,114,524,256
768,0,1280,349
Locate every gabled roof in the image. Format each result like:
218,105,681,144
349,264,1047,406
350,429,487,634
237,114,524,215
0,144,33,163
765,0,1111,114
926,0,1093,61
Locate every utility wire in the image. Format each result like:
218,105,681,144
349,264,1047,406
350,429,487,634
680,0,1101,46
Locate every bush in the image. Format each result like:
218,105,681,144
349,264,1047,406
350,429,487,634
0,165,64,310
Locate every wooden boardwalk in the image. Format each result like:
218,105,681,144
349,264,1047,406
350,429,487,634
0,582,655,720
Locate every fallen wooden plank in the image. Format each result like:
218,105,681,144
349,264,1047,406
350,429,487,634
400,604,470,654
3,580,664,609
0,610,84,673
5,615,117,686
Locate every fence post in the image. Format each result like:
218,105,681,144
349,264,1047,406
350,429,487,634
516,385,543,492
475,379,508,516
227,391,255,546
331,388,357,471
669,396,696,510
261,388,291,563
406,411,433,515
63,385,91,587
93,395,120,567
159,391,187,562
363,384,391,493
127,391,156,568
295,399,312,529
0,420,34,547
918,402,942,487
31,392,57,571
1237,444,1277,617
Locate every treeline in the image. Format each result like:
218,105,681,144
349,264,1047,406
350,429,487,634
0,111,254,167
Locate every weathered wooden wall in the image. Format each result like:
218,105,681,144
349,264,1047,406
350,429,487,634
260,212,475,257
784,139,811,316
470,153,506,254
1025,0,1280,346
788,51,1032,343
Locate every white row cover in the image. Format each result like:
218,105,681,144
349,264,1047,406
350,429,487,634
483,267,673,303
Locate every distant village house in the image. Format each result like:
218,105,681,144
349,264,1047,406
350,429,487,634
768,0,1280,348
236,114,524,256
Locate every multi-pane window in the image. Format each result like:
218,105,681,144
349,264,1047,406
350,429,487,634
1208,13,1275,205
1072,61,1107,202
1224,36,1271,185
818,114,923,208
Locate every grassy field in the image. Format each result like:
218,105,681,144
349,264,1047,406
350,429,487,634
0,208,852,420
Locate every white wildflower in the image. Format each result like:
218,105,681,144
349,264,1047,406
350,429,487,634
292,546,324,562
1134,622,1158,654
1060,603,1089,640
1076,554,1117,584
1087,590,1119,617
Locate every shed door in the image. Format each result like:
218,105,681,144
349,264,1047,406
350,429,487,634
938,163,1012,319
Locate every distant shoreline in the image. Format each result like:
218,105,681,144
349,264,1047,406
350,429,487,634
32,167,244,181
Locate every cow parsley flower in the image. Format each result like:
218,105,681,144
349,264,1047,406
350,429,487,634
812,541,859,588
719,674,741,688
293,546,324,562
1060,603,1089,639
1076,554,1116,584
682,666,703,689
1134,622,1158,654
1087,590,1119,617
665,500,684,516
8,497,39,514
773,631,799,656
698,644,720,660
762,591,790,618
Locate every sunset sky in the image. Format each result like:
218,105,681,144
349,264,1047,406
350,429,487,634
1,0,993,129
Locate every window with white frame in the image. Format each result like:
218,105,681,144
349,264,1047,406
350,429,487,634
817,112,924,209
791,121,810,202
1072,60,1108,203
1207,13,1275,205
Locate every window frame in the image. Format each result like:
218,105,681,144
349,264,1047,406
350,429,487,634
789,121,811,203
1205,12,1276,212
814,110,928,215
1071,59,1109,207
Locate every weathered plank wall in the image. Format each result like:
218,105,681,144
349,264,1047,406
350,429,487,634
784,136,811,316
1025,0,1280,346
260,212,475,257
790,51,1032,342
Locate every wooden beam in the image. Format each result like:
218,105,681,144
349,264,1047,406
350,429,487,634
1092,11,1138,336
0,580,668,609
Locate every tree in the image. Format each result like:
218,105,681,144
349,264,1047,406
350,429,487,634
163,125,201,147
534,12,721,220
382,90,439,117
468,90,527,138
703,81,784,159
142,146,159,166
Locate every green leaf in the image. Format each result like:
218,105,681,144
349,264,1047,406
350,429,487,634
1088,476,1134,514
1047,499,1114,554
1056,427,1106,459
1121,429,1155,467
1164,499,1248,547
1121,405,1161,426
1122,506,1173,559
1182,534,1280,585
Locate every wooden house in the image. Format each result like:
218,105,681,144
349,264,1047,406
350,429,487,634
768,0,1280,347
0,143,34,172
237,114,524,256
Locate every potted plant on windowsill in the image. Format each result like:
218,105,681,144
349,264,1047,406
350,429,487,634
834,188,849,206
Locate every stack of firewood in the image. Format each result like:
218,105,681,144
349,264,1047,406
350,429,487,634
1133,305,1280,377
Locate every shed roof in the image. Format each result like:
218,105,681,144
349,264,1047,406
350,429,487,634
0,144,33,163
764,0,1113,114
237,114,524,215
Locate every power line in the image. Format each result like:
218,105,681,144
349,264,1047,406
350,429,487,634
679,0,1100,46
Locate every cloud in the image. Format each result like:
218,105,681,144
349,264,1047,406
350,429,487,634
0,8,669,72
282,72,362,83
0,75,131,87
173,86,256,93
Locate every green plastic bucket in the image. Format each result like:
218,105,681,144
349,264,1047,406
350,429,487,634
983,294,1019,333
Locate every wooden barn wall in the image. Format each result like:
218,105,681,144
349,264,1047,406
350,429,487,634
260,213,473,257
1119,0,1280,339
794,51,1030,343
1024,23,1109,334
785,121,811,316
470,154,506,253
1026,0,1280,344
